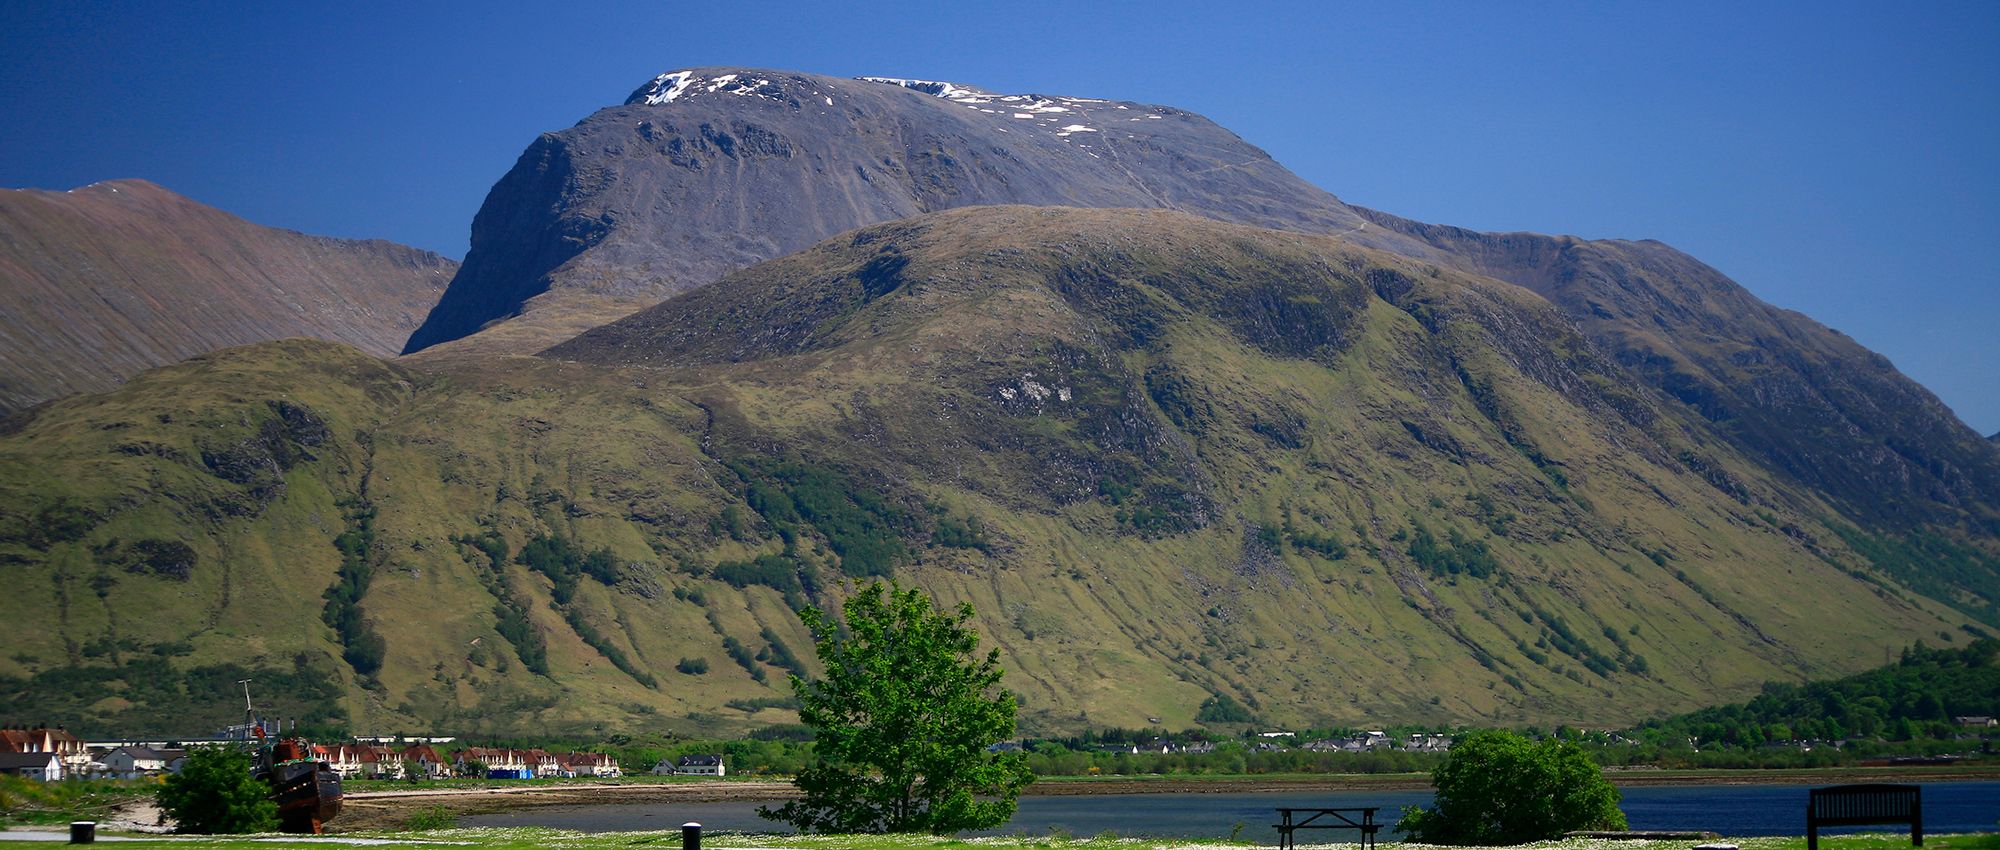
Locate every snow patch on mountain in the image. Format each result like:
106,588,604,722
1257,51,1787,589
637,71,696,105
628,70,1169,152
855,77,1130,148
633,70,785,105
857,77,986,100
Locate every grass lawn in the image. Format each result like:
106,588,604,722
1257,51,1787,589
0,831,1987,850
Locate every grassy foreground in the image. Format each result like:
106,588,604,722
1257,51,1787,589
0,831,1990,850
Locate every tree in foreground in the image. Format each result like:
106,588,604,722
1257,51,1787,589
1396,728,1625,845
759,580,1032,834
156,746,278,834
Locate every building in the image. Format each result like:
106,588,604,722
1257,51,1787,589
524,749,562,778
400,744,452,780
673,754,725,777
455,747,531,779
1405,733,1453,753
0,726,89,776
102,745,184,779
0,751,65,781
556,752,621,778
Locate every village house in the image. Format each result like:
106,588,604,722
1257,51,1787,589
101,745,185,779
0,726,90,775
556,752,621,778
400,744,452,780
356,744,405,779
1304,730,1396,753
1405,733,1453,753
0,751,65,781
313,744,373,779
455,747,531,778
661,754,725,777
514,749,558,777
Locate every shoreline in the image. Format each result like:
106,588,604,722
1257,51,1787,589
326,766,2000,832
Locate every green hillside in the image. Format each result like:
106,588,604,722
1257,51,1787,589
1630,638,2000,747
0,207,1984,737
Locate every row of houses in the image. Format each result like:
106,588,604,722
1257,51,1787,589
0,726,91,781
1299,731,1454,753
0,725,726,782
446,747,622,780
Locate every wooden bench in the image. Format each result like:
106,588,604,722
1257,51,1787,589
1274,807,1379,850
1807,784,1922,850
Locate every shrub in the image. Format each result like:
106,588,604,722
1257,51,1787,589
156,747,278,834
404,805,458,830
1396,729,1624,844
1195,693,1253,723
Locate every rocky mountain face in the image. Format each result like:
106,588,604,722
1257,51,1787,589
0,180,455,415
3,208,1980,737
402,69,1428,354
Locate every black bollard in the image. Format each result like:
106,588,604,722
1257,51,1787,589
69,821,95,844
682,821,701,850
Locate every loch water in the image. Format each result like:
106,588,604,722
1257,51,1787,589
463,781,1999,839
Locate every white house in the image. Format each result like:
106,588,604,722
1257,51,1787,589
1405,734,1452,753
557,752,621,778
102,746,183,779
672,754,725,777
399,745,452,780
455,747,530,778
0,751,65,781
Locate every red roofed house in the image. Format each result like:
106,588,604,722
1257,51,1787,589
400,744,450,780
0,726,89,776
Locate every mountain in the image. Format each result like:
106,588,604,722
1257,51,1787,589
406,68,1997,536
401,69,1429,355
0,180,455,415
1,69,1995,738
0,207,1984,737
1355,211,2000,529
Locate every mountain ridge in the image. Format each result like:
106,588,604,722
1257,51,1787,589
1353,206,2000,528
5,207,1980,737
405,66,1995,535
401,67,1427,355
0,179,456,415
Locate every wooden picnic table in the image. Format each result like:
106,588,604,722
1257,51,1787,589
1274,806,1380,850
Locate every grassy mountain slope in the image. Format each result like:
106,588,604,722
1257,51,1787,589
0,208,1981,737
1357,210,2000,534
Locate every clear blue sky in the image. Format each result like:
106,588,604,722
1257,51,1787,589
3,1,1996,433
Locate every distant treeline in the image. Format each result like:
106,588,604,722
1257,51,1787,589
1609,638,1998,765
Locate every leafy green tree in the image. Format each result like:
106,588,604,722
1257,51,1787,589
1396,729,1624,845
759,580,1032,833
156,747,278,834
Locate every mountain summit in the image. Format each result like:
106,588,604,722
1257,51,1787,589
401,68,1411,354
